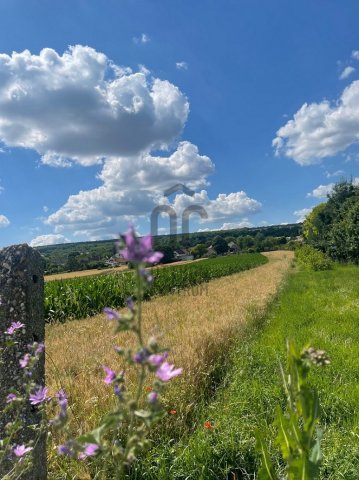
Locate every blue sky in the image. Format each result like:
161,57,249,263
1,0,359,247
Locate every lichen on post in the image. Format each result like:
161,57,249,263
0,244,47,479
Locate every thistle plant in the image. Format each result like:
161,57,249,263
0,322,63,479
256,341,330,480
57,226,183,475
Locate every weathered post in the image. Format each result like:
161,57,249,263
0,244,47,479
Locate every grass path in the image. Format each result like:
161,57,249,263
147,263,359,480
46,251,293,478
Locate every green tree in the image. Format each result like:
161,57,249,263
212,236,228,255
191,243,207,259
159,245,175,264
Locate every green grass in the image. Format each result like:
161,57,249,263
130,264,359,479
44,253,267,322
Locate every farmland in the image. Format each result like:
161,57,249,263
44,250,359,479
46,251,292,479
44,253,268,322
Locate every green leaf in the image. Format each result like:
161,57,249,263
255,431,278,480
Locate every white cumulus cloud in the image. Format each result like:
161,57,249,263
273,80,359,165
0,214,10,227
29,234,70,247
340,66,355,80
171,190,261,223
46,142,216,238
0,45,189,166
307,183,335,198
293,207,313,222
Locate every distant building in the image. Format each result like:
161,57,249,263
228,241,239,253
104,253,128,267
206,246,216,256
174,249,194,261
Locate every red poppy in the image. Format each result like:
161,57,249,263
144,386,152,392
168,410,177,415
204,420,213,429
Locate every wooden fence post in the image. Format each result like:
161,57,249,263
0,244,47,479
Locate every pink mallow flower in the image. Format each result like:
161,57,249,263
6,393,17,403
13,445,33,457
148,352,169,367
148,391,158,404
103,366,116,385
120,226,163,265
56,389,68,417
29,387,49,405
36,343,45,354
103,307,121,320
79,443,99,460
5,321,24,335
156,362,183,382
19,353,31,368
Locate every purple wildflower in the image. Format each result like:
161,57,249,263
6,393,17,403
103,307,121,320
139,268,154,284
156,362,183,382
13,445,33,457
19,353,31,369
103,366,116,385
133,348,149,364
120,226,163,265
5,321,24,335
56,388,68,417
29,386,49,405
126,297,135,312
57,441,76,457
58,444,71,456
114,385,122,397
148,391,158,404
79,443,99,460
36,343,45,354
148,352,168,367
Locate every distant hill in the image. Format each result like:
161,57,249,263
36,223,302,275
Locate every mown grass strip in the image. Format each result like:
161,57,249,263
45,253,268,323
133,265,359,480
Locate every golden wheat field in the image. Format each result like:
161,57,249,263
45,251,293,433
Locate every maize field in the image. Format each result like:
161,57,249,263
44,253,268,322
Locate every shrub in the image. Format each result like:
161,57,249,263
295,245,333,271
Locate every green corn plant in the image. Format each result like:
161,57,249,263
45,253,267,322
257,341,330,480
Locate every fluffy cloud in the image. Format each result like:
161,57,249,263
170,190,261,223
352,50,359,60
218,220,253,229
99,141,214,191
293,207,313,222
340,66,355,80
307,183,334,198
273,80,359,165
0,214,10,227
0,45,188,166
307,177,359,198
46,142,215,238
0,45,262,239
29,234,69,247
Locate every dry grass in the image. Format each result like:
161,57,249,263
46,251,293,434
44,258,203,282
44,265,128,282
